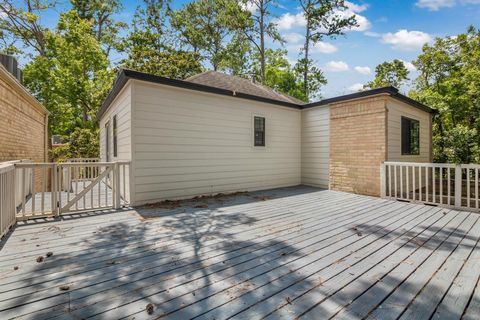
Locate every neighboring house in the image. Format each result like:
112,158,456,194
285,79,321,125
98,69,434,205
0,55,49,163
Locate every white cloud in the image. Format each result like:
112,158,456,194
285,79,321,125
275,12,306,30
333,5,371,32
354,66,372,75
416,0,456,10
275,2,370,32
241,1,258,13
345,1,369,12
400,60,417,72
325,61,350,72
347,83,365,92
313,42,338,53
381,29,432,51
284,32,304,44
416,0,480,10
364,31,381,37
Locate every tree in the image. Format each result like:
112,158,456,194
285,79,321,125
0,0,56,56
23,11,113,135
228,0,283,84
170,0,247,71
364,59,409,89
411,26,480,163
122,0,202,79
70,0,127,56
252,49,306,101
297,0,357,99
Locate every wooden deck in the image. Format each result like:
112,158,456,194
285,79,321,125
0,186,480,319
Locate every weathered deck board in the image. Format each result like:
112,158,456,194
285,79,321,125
0,186,479,320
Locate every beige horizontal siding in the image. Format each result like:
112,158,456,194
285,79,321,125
131,81,301,204
99,82,132,202
301,106,330,188
387,98,432,162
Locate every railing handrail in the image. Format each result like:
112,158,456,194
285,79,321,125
15,161,130,168
67,158,100,162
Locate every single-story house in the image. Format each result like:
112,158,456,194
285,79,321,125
98,69,434,206
0,55,49,163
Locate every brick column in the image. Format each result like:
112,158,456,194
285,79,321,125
329,96,388,197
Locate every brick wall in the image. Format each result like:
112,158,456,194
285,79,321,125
329,95,388,196
0,67,47,163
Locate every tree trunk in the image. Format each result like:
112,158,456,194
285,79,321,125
303,20,311,98
259,1,266,84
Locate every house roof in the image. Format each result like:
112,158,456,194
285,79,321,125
186,71,306,105
98,69,435,119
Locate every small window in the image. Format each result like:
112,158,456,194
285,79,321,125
401,116,420,155
254,116,265,147
113,115,118,157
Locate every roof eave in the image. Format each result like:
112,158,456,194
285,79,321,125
302,86,435,114
97,69,302,119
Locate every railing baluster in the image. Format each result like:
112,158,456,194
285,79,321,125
400,165,403,199
467,168,471,208
425,166,429,203
406,165,409,200
433,166,436,204
41,166,45,214
75,166,78,211
448,167,451,206
476,168,479,210
123,164,126,205
31,169,36,214
412,165,416,201
21,168,26,216
98,166,101,207
440,167,443,205
388,165,392,197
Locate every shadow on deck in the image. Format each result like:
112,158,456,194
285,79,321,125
0,186,479,319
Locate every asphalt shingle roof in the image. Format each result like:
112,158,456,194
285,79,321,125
186,71,306,105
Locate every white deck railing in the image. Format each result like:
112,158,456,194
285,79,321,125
0,162,16,238
381,161,480,211
14,161,130,220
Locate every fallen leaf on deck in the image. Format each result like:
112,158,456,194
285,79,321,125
36,256,44,263
146,303,154,315
59,285,70,291
46,252,53,257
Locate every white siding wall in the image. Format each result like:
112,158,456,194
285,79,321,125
99,82,132,202
131,81,301,204
301,106,330,188
387,98,432,162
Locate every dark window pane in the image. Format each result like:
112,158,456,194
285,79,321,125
401,116,420,155
254,116,265,146
113,115,118,157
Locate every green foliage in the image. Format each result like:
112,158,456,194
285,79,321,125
252,49,307,101
23,11,114,136
297,0,357,100
227,0,284,84
170,0,245,71
51,128,100,162
121,0,203,79
294,58,327,101
70,0,127,55
365,59,409,89
411,26,480,163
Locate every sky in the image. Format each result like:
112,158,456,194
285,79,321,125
27,0,480,98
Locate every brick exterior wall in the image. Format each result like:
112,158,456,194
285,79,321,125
0,66,48,163
329,95,388,197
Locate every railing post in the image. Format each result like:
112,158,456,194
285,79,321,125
380,162,386,198
455,164,462,208
114,162,121,209
52,164,59,216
